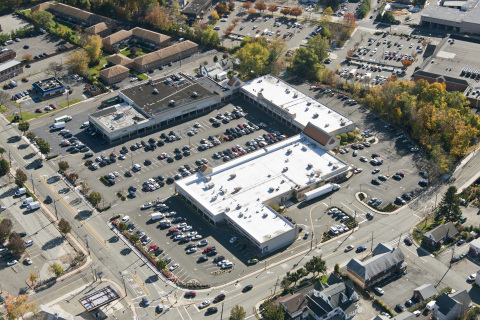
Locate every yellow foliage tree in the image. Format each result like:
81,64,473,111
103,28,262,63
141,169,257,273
84,34,103,63
65,50,89,76
211,10,220,20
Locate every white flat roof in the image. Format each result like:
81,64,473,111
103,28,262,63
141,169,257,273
176,134,349,244
242,75,354,133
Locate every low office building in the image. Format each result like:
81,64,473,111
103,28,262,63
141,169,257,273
132,41,198,72
102,27,171,52
241,75,355,150
32,77,68,98
175,133,350,254
0,49,16,63
182,0,212,20
99,65,129,85
413,284,437,301
346,243,406,289
0,60,23,82
89,75,238,143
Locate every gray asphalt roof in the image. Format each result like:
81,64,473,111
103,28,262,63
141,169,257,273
414,284,438,300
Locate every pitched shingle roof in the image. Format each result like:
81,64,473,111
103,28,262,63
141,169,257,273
131,27,170,44
414,284,437,300
85,22,109,34
436,290,471,316
347,243,405,281
425,222,458,242
102,29,132,47
50,3,115,25
106,54,133,66
275,293,307,315
99,65,129,78
133,41,197,66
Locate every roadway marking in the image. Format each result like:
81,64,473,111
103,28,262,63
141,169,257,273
176,308,186,320
132,273,150,296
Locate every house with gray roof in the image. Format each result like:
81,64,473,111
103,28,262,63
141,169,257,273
346,243,406,289
434,290,471,320
274,293,308,320
413,284,437,301
393,312,417,320
423,222,458,247
306,273,359,320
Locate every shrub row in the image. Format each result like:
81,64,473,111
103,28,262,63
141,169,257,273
46,154,59,160
374,298,394,317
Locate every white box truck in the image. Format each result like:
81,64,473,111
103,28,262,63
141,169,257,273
27,201,40,211
304,184,340,201
50,122,66,130
22,197,34,207
151,213,164,221
15,188,26,196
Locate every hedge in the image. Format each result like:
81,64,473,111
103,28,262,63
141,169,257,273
110,215,120,221
46,154,59,160
374,299,393,317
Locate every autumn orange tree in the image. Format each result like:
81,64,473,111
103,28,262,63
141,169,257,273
5,294,39,319
247,8,257,15
254,2,267,12
268,5,278,16
402,59,413,67
243,1,252,10
280,8,291,16
215,3,228,15
290,7,303,20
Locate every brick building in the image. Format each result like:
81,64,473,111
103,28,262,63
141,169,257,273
102,27,170,52
99,65,129,85
0,60,23,82
132,41,198,73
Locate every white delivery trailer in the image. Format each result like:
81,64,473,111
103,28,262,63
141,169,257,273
349,69,357,78
27,201,40,211
50,122,66,130
22,197,34,206
151,213,164,221
304,184,340,201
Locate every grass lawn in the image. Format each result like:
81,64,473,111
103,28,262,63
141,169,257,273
59,98,83,107
320,274,328,283
6,112,42,122
0,105,8,113
89,55,108,78
120,47,149,58
136,73,148,80
50,20,80,43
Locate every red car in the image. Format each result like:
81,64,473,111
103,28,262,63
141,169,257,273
184,291,196,298
35,108,43,113
61,141,71,146
149,244,159,251
125,171,132,177
223,135,230,141
21,78,29,82
110,152,117,157
204,246,216,253
396,172,405,178
49,104,57,109
169,228,179,234
213,293,225,302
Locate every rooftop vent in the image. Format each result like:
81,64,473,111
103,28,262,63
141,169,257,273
283,167,288,172
169,100,175,106
211,195,217,202
269,187,275,192
153,88,159,94
293,93,298,98
192,91,198,97
313,113,319,118
230,173,236,179
307,163,313,169
236,204,242,209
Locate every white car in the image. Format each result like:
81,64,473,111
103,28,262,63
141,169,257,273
25,240,33,247
354,168,363,174
141,203,152,210
217,260,228,266
0,206,6,211
187,248,197,254
118,155,125,160
24,258,32,265
166,211,177,217
230,237,237,244
374,287,384,295
199,301,211,309
169,263,179,271
113,171,120,177
121,216,130,223
194,234,203,240
413,311,421,317
194,122,201,128
7,260,17,266
467,274,476,282
182,226,193,232
188,231,198,237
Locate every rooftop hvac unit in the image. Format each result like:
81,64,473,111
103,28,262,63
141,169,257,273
263,213,268,218
153,88,159,94
211,195,217,201
234,186,242,192
325,123,329,127
225,207,230,211
207,183,215,189
269,187,275,192
307,163,313,168
305,107,309,111
307,102,311,106
286,89,290,94
313,113,319,118
230,173,236,179
293,93,298,98
236,204,242,209
340,120,346,126
283,167,288,172
239,213,243,217
169,100,175,106
192,91,198,97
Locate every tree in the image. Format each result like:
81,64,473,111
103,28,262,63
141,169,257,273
216,3,228,15
21,54,32,62
229,305,246,320
58,218,72,237
308,35,329,62
5,294,38,320
211,10,220,20
79,181,90,195
232,18,240,25
14,169,27,187
38,140,50,156
286,271,301,285
292,47,322,80
324,7,334,15
84,35,102,63
157,259,167,270
320,28,332,39
254,2,267,12
0,91,9,108
262,300,285,320
58,161,69,172
145,6,172,30
0,158,9,176
0,219,13,242
343,13,357,28
29,272,39,284
48,61,64,78
247,8,256,15
280,8,291,16
7,232,26,256
130,233,140,243
31,10,53,29
235,42,270,79
228,2,235,11
88,191,102,207
242,1,252,11
118,222,127,231
268,5,278,16
438,186,462,222
25,132,36,141
49,263,64,277
402,59,413,67
281,278,291,291
65,50,89,76
290,7,303,20
18,121,29,135
304,256,326,278
334,263,340,274
0,147,5,158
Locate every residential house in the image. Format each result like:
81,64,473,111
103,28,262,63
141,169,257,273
306,273,359,320
0,60,23,82
274,293,308,320
132,41,198,73
102,28,171,52
422,222,458,247
85,22,113,38
106,54,134,69
198,58,237,81
434,290,471,320
413,284,437,301
99,65,129,85
182,0,212,21
346,243,406,289
31,2,116,28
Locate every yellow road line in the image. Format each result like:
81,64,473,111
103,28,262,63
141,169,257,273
133,273,150,296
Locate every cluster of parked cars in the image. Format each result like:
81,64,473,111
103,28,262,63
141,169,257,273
210,107,246,127
12,89,30,102
60,131,90,154
222,121,266,141
327,208,351,236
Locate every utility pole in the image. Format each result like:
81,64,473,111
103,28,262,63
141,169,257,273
397,232,402,248
449,246,455,268
85,235,90,256
30,174,35,194
353,211,357,230
370,231,374,252
54,200,58,220
8,149,11,167
220,302,224,320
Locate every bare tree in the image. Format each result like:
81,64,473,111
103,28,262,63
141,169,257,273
0,91,9,107
47,61,64,78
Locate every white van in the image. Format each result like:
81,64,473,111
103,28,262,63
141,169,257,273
15,188,26,196
22,197,34,206
426,301,436,310
133,164,141,171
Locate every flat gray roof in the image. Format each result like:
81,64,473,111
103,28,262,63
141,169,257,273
421,0,480,24
90,103,147,132
79,286,119,311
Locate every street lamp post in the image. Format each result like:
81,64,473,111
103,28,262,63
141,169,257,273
54,200,58,220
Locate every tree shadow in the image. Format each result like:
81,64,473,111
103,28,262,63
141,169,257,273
145,275,159,284
7,136,21,143
42,236,65,250
47,176,60,184
23,152,36,160
18,144,29,150
109,235,119,243
120,248,132,255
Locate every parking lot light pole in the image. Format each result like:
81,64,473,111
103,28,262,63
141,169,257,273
30,174,35,194
359,184,362,193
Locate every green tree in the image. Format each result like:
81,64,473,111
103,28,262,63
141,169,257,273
0,219,13,243
58,161,69,172
65,50,89,76
438,186,462,222
14,169,27,187
38,141,50,156
334,263,340,274
308,35,329,62
7,232,26,256
286,271,301,285
18,121,29,135
58,218,71,237
118,222,127,231
0,158,9,176
320,28,332,39
157,259,167,270
229,305,246,320
25,132,36,141
292,47,321,80
281,278,291,291
49,263,64,277
130,233,140,243
304,256,326,278
262,300,285,320
88,191,102,207
31,10,53,29
235,42,270,79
